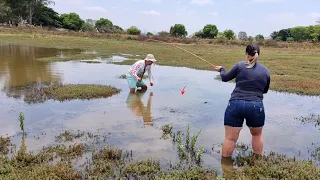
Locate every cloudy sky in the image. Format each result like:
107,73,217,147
50,0,320,37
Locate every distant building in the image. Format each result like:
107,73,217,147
86,19,97,26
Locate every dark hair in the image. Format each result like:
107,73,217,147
246,44,260,56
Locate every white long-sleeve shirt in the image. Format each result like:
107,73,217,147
127,60,153,83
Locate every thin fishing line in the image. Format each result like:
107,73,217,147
150,39,216,67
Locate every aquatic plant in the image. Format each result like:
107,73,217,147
55,130,85,142
169,125,204,166
19,112,25,134
234,151,320,179
0,137,11,155
295,113,320,128
160,124,173,140
44,84,122,101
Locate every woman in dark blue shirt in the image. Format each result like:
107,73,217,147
215,44,270,158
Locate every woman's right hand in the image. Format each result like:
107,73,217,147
215,66,222,72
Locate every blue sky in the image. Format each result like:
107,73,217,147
50,0,320,37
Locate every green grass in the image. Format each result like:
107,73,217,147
233,152,320,179
0,137,11,155
1,125,320,179
43,84,121,101
1,30,320,95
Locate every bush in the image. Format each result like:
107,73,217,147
127,26,141,35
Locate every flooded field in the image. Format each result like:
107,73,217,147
0,44,320,177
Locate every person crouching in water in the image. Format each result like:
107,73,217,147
126,54,156,93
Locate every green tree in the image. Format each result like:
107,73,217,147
286,37,294,42
32,5,62,27
248,36,254,41
170,24,188,37
278,29,291,41
81,22,94,32
112,25,124,33
238,31,248,40
95,18,113,33
255,34,264,41
0,0,11,23
290,26,308,42
146,32,153,36
202,24,218,38
270,31,279,40
193,30,204,38
158,31,170,37
60,12,84,31
217,32,226,38
26,0,54,25
223,29,235,40
4,0,28,24
309,25,320,42
127,26,141,35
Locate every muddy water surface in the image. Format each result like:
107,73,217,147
0,44,320,175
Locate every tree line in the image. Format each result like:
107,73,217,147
0,0,319,42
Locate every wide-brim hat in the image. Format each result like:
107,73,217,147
144,54,157,62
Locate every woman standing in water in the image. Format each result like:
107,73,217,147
214,44,270,157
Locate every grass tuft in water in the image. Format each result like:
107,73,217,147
124,158,161,178
55,130,85,142
19,112,25,135
44,84,121,101
169,125,204,166
234,151,320,179
295,113,320,128
0,137,11,155
160,124,173,140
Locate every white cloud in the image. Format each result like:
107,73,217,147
208,12,218,16
249,0,283,3
83,6,108,13
141,10,161,16
308,12,320,19
189,0,213,5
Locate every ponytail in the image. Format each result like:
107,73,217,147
246,52,258,69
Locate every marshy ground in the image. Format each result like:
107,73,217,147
1,28,320,95
0,28,320,179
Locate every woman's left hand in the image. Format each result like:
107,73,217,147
215,66,222,72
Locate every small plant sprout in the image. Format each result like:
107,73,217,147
19,112,25,134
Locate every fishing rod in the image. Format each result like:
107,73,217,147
150,39,217,68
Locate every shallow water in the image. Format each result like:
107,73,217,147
0,44,320,175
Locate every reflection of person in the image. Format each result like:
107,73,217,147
126,91,153,126
220,157,235,179
126,54,156,93
214,44,270,158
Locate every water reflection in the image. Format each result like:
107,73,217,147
0,44,80,102
2,81,61,104
220,157,236,179
126,91,153,127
